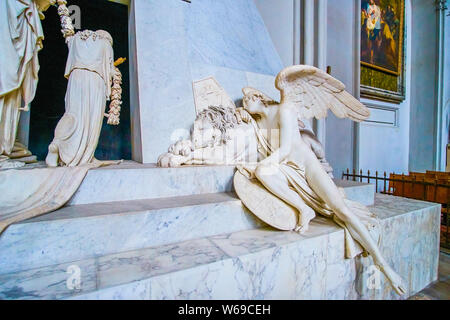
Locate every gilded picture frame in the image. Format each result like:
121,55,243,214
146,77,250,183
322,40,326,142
360,0,406,103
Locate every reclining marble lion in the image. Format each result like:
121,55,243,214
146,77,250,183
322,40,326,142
157,105,333,177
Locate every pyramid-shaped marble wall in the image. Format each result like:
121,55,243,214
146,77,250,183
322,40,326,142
129,0,283,162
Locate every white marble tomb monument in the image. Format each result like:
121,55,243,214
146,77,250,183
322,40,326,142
0,0,441,300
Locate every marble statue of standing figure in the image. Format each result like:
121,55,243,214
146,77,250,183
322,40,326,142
236,65,406,296
0,0,53,167
45,29,122,167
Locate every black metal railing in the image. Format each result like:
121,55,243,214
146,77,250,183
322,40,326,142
342,169,450,249
342,169,394,194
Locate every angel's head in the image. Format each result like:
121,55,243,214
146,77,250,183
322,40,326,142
242,87,276,115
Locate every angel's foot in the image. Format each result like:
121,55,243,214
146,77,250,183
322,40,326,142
294,224,309,234
45,152,58,167
45,144,59,167
294,206,315,234
379,265,407,296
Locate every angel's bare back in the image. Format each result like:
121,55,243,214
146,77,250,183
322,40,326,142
287,112,346,209
271,105,342,204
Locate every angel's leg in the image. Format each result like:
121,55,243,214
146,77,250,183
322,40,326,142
305,166,406,295
254,163,315,232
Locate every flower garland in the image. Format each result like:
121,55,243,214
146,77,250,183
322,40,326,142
106,60,124,126
50,0,75,40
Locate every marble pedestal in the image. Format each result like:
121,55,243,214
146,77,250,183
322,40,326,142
0,161,375,207
0,194,440,300
67,161,374,206
0,163,374,274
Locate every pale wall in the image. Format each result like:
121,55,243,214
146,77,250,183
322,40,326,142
325,0,356,178
443,9,450,171
254,0,295,67
408,0,439,172
358,0,412,175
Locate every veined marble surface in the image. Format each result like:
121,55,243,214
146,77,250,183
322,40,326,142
68,162,236,205
186,0,282,75
0,164,375,274
131,0,283,162
68,161,374,206
337,179,375,206
0,194,440,300
0,193,262,274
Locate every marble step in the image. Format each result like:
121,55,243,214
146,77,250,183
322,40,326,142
0,192,264,275
0,194,441,300
0,177,374,275
68,161,375,206
0,178,374,275
68,162,236,205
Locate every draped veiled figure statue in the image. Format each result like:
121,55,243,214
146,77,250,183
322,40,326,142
0,0,52,167
234,65,406,296
45,29,122,167
0,18,123,233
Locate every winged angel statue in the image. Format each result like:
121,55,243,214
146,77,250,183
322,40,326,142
235,65,406,295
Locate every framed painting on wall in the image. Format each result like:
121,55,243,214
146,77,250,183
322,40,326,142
360,0,406,103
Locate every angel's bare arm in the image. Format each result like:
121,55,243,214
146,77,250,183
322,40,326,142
184,146,230,165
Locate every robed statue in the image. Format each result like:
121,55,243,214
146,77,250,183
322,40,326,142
45,29,123,167
0,0,52,167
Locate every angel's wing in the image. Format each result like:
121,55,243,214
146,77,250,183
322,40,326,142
275,65,370,122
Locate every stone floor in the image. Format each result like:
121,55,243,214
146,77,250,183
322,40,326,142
409,249,450,300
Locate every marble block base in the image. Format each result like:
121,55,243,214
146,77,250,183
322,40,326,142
0,194,440,300
68,161,374,206
0,193,262,274
0,175,374,274
68,162,236,205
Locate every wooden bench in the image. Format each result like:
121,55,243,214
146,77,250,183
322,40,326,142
389,173,449,204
